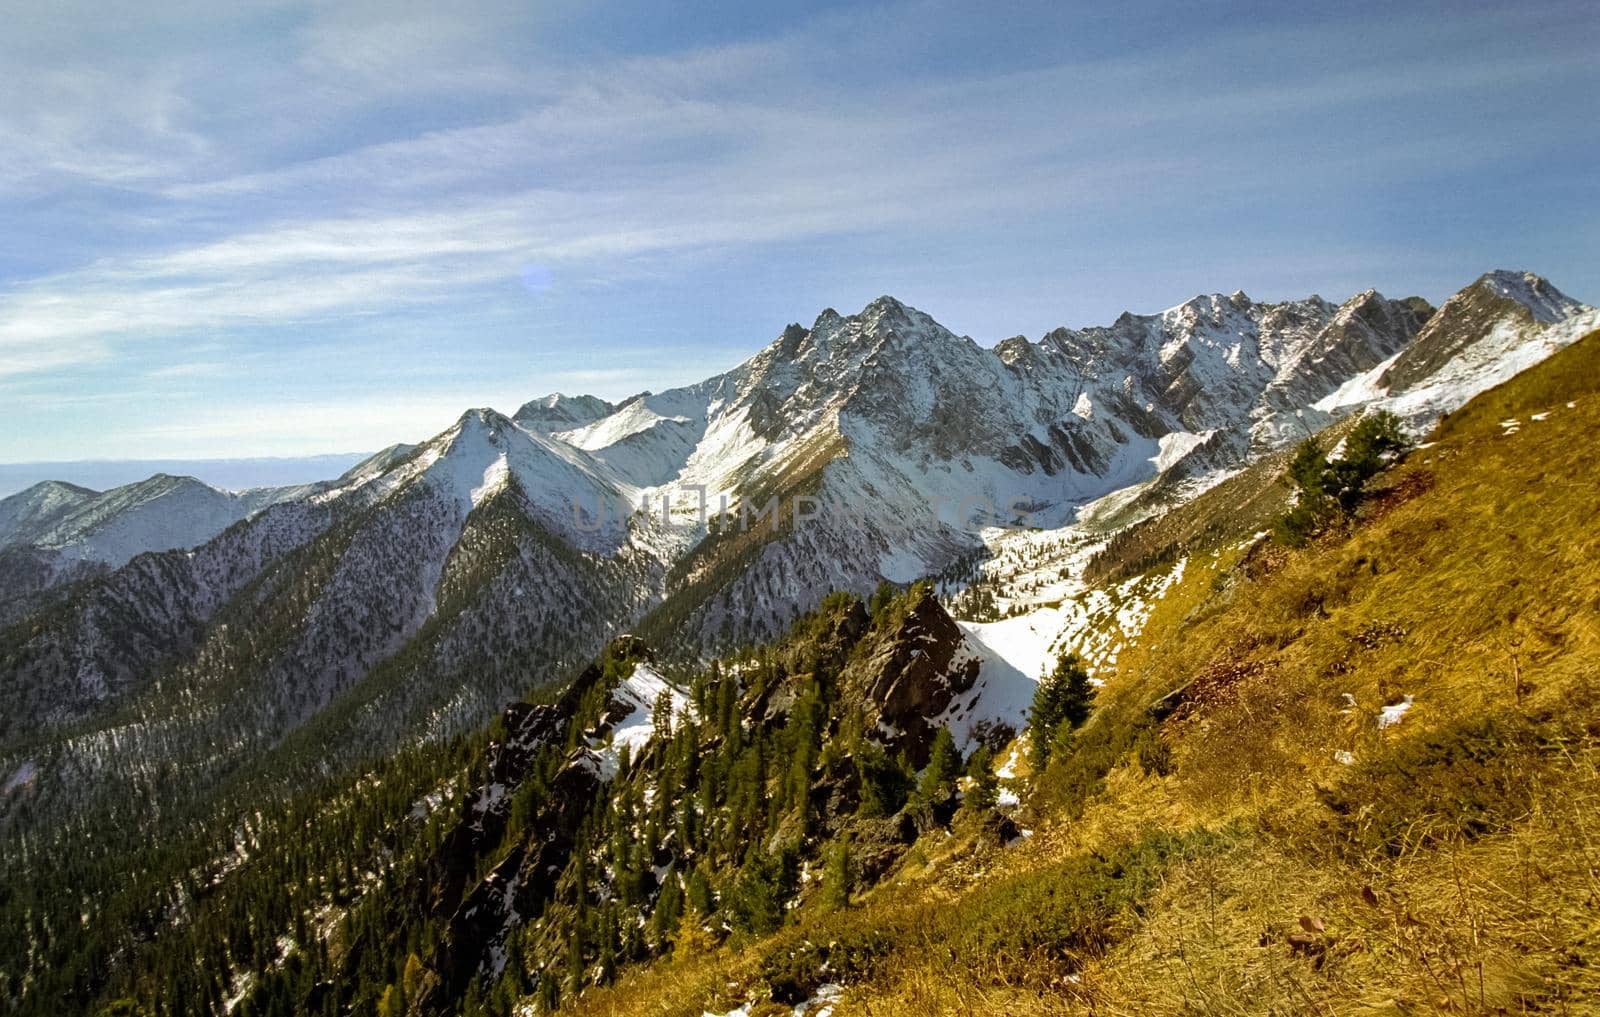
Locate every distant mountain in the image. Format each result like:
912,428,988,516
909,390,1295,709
0,473,313,567
0,479,98,546
0,451,370,500
513,392,616,432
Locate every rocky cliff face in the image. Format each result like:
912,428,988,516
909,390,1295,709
1256,290,1434,415
404,590,992,1003
1383,271,1582,392
841,589,980,767
415,640,653,1010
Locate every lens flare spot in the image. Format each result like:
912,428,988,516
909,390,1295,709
519,264,553,294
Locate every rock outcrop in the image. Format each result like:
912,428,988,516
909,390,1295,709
843,588,979,767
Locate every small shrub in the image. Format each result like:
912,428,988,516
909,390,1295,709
1133,728,1175,777
1321,716,1546,857
1274,412,1410,545
942,831,1227,985
758,919,897,1004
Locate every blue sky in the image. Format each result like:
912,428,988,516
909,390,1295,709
1,0,1596,463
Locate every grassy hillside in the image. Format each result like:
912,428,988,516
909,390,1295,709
565,331,1600,1016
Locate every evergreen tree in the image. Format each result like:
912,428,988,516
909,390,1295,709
1329,409,1409,512
728,848,787,936
718,674,741,743
596,904,618,985
652,690,675,741
1276,412,1409,544
962,744,998,812
650,866,683,951
854,740,912,818
822,834,854,911
685,867,714,918
1030,652,1094,769
535,974,559,1014
672,911,717,959
565,928,585,995
868,580,898,623
916,727,962,803
401,954,426,1003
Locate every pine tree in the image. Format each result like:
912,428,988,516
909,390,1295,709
962,745,998,811
1275,413,1408,544
596,904,618,985
536,973,559,1014
652,690,675,741
855,740,911,818
685,867,714,919
822,834,854,910
1275,437,1334,544
401,953,426,1003
868,580,898,623
650,866,683,951
718,674,741,743
1329,409,1409,512
729,848,786,936
565,928,585,995
917,727,962,803
1030,652,1094,769
672,911,716,959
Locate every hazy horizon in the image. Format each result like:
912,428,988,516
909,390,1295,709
0,453,371,500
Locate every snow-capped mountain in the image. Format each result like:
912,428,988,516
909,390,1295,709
3,473,320,568
1312,270,1600,426
2,269,1593,825
542,285,1440,645
513,392,616,433
315,407,634,550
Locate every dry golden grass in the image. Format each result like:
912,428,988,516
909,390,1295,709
1087,745,1600,1016
562,335,1600,1017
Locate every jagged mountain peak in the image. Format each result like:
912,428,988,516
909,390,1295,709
1164,289,1257,324
1470,269,1583,323
399,403,633,549
8,268,1592,687
450,405,516,435
862,293,911,315
1371,269,1594,397
1314,287,1431,333
734,296,983,436
797,295,962,357
513,392,615,432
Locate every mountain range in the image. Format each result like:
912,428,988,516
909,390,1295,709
3,267,1599,1017
0,270,1593,756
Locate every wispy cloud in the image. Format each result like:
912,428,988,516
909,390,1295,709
0,0,1595,460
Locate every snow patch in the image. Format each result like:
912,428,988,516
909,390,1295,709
1153,430,1216,473
877,546,927,583
1377,696,1414,729
591,662,694,778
